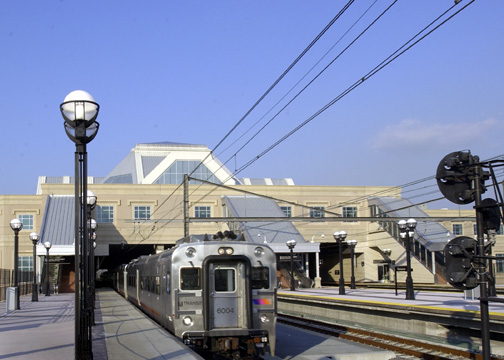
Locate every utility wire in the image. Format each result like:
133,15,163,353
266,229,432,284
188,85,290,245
132,1,475,240
217,0,378,159
211,0,356,154
232,0,475,177
137,1,355,229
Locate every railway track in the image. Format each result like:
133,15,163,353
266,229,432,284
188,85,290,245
278,314,504,360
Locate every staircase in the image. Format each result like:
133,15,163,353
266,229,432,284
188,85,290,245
278,261,313,289
369,197,453,284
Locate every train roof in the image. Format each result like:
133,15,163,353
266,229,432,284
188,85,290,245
175,232,247,246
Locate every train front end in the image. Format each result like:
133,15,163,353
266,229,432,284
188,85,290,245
172,235,277,358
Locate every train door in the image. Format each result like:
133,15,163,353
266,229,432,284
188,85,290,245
207,260,249,329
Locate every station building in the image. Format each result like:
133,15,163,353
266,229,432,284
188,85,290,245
0,142,501,293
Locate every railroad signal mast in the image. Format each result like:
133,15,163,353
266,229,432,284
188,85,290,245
437,150,504,360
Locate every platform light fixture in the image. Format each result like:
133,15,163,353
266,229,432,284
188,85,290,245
334,231,347,295
347,239,357,289
43,241,52,296
29,232,40,302
398,219,416,300
61,90,100,359
9,218,23,309
286,239,297,291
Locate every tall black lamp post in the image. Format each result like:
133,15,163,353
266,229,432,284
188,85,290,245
286,239,297,291
43,241,52,296
29,232,40,302
61,90,99,359
334,231,347,295
88,215,97,326
347,239,357,289
9,218,23,310
398,219,416,300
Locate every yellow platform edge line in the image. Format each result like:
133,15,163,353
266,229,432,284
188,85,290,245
278,292,503,316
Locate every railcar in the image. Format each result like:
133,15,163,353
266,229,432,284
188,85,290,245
113,232,277,358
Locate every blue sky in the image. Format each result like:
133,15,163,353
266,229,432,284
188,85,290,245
1,1,503,210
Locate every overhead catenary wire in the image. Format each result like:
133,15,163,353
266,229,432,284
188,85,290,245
216,0,379,159
137,1,355,229
131,1,477,242
232,0,475,178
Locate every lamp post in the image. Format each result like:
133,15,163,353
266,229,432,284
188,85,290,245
61,90,99,359
398,219,416,300
29,232,40,302
347,239,357,289
286,240,297,291
89,217,97,326
9,218,23,310
44,241,52,296
334,231,347,295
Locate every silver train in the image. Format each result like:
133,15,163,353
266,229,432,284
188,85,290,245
113,232,277,358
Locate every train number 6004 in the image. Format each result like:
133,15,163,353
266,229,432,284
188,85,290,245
217,307,234,314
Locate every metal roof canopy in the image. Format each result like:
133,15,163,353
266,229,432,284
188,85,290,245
222,195,319,253
369,197,456,252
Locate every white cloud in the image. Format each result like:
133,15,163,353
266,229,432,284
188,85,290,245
370,117,499,150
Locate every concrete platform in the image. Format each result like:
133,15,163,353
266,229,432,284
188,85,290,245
278,287,504,317
265,323,396,360
0,289,202,360
277,287,504,356
94,288,202,360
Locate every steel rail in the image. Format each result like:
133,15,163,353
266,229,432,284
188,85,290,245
278,314,504,360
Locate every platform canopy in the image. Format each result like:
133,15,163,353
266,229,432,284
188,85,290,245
222,195,320,253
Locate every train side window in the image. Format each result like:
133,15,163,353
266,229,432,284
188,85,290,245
215,268,235,292
155,276,161,295
181,268,201,290
166,273,171,294
150,276,156,293
252,267,270,289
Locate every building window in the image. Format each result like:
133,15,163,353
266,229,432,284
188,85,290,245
343,207,358,218
195,206,211,218
154,160,222,185
310,206,325,218
452,224,463,235
97,206,114,223
19,214,34,230
134,206,151,220
19,256,33,272
497,254,504,273
280,206,292,218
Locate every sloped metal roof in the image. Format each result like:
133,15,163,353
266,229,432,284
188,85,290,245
369,197,454,252
222,195,319,253
39,195,75,247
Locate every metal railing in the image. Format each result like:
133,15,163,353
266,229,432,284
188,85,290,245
0,269,35,302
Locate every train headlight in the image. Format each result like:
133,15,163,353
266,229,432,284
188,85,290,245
260,314,269,323
182,316,193,326
218,247,234,255
185,247,196,258
254,247,264,257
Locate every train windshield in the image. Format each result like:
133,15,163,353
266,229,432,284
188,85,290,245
180,268,201,290
251,266,269,289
